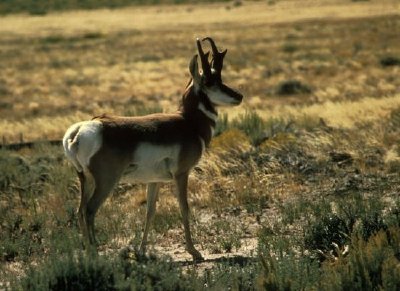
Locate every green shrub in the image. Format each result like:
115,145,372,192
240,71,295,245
1,239,19,262
360,212,388,241
258,243,321,290
21,254,117,291
0,151,56,201
19,252,197,290
320,229,400,290
304,214,350,260
231,111,266,145
0,212,47,262
214,113,229,136
202,260,259,290
0,153,29,193
123,255,195,290
213,111,299,147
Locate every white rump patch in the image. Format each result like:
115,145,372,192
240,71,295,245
62,120,103,172
204,86,237,106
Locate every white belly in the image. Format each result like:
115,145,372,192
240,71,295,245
122,142,180,183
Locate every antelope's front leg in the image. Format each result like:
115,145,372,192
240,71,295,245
175,172,204,261
139,183,160,254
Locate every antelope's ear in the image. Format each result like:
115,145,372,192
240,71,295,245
189,54,201,86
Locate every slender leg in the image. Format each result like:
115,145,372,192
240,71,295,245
175,172,204,261
77,170,94,247
139,183,160,254
85,170,123,246
84,150,128,248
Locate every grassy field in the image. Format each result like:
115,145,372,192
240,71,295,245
1,0,400,289
0,0,231,15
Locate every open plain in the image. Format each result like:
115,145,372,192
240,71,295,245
1,0,400,289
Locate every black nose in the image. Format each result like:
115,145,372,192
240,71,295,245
221,84,244,104
231,88,243,104
236,91,244,103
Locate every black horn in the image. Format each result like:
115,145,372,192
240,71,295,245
196,38,211,79
202,37,227,80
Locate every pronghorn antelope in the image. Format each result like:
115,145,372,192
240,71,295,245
63,37,243,261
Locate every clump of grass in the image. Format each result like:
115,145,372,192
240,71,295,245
380,56,400,67
282,43,298,53
276,79,312,95
152,207,182,233
304,214,350,260
21,253,117,291
201,260,259,290
0,78,10,97
210,128,251,153
210,220,242,254
41,32,104,46
232,0,243,7
257,192,400,289
231,111,267,145
260,132,296,152
214,111,271,147
0,150,60,206
258,234,321,290
214,113,229,136
20,252,197,291
388,106,400,128
320,229,400,290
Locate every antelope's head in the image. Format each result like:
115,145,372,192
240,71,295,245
189,37,243,107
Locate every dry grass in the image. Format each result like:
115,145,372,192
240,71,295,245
1,0,400,288
0,0,399,142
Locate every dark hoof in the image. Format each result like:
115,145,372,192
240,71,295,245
190,250,204,262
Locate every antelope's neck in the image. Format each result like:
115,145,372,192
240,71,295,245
180,85,217,147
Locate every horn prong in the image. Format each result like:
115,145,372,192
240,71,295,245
196,38,211,78
202,37,226,79
202,37,219,55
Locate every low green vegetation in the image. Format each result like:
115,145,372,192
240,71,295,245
1,2,400,289
1,107,400,289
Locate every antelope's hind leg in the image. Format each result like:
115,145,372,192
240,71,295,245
139,183,160,254
82,151,128,249
76,170,95,247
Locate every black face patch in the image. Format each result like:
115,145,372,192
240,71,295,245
193,37,244,107
203,71,221,87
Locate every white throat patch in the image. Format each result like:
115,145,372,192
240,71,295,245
204,86,237,106
198,102,218,123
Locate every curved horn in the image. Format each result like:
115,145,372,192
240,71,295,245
196,38,211,78
203,37,219,56
202,37,227,79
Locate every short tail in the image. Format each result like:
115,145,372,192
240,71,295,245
62,120,103,173
63,123,84,172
